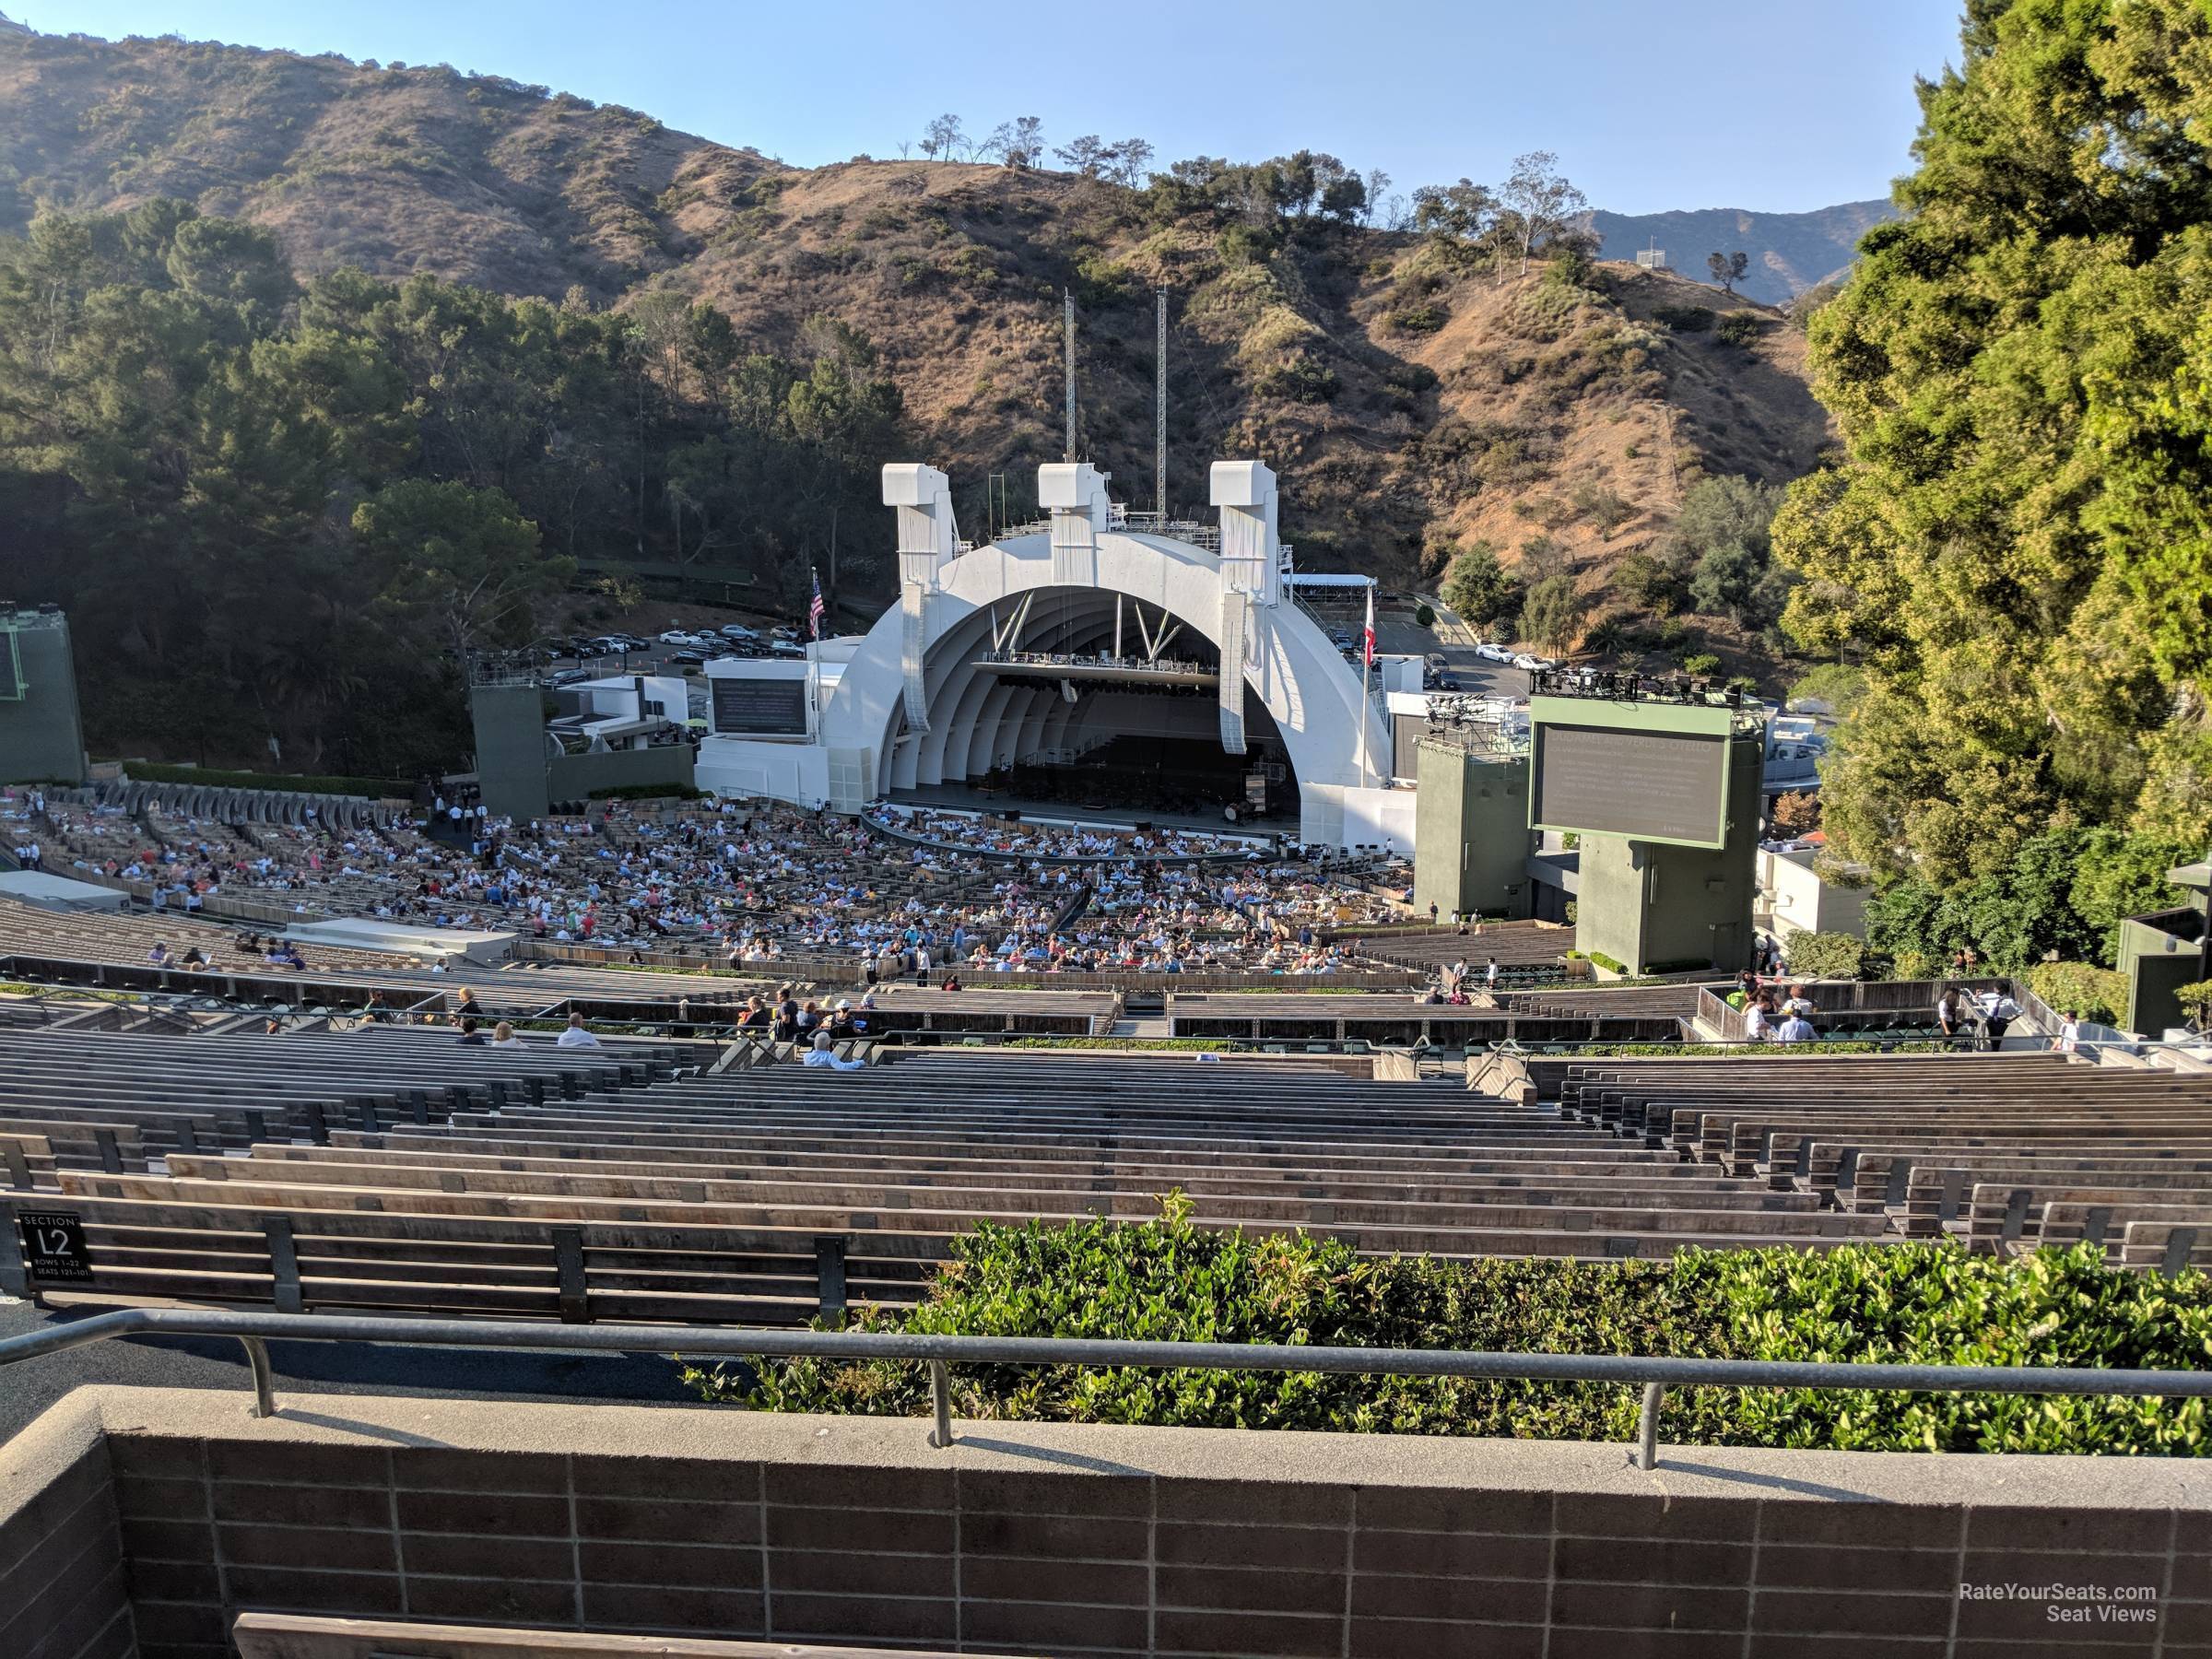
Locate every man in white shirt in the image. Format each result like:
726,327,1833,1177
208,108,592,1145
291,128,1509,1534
556,1013,602,1049
1776,1012,1816,1044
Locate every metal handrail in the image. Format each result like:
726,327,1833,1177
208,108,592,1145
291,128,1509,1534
4,1308,2206,1471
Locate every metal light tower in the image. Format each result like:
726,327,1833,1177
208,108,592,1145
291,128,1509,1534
1062,288,1077,463
1155,288,1168,521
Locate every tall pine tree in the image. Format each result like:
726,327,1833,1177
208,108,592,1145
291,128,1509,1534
1775,0,2212,882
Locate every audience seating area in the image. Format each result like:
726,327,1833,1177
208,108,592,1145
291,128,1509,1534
1,997,2208,1332
0,1029,1926,1327
1555,1053,2212,1269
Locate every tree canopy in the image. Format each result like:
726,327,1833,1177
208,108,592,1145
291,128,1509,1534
0,202,903,776
1773,0,2212,883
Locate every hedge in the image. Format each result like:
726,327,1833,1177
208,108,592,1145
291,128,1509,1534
689,1208,2211,1454
2022,961,2129,1028
122,761,410,797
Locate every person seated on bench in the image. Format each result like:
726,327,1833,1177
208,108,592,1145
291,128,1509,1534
823,999,859,1041
456,1017,487,1046
1781,983,1815,1018
556,1011,602,1049
940,971,962,991
803,1029,867,1071
265,941,305,970
147,942,171,967
488,1019,525,1049
180,946,208,970
735,994,770,1030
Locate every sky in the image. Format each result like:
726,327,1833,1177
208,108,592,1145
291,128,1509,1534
25,0,1966,215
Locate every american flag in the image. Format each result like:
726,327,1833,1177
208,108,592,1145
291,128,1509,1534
808,571,826,640
1362,582,1376,671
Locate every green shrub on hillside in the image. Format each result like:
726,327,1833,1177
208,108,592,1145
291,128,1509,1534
690,1213,2210,1454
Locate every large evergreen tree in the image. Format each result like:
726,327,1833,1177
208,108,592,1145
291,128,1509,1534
1774,0,2212,883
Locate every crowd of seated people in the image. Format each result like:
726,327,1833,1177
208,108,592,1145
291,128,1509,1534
7,788,1408,974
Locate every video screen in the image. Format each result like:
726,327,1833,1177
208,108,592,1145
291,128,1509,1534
711,677,808,735
1532,722,1726,845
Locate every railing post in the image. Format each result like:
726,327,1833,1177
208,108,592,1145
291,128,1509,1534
1636,1381,1665,1470
93,1129,122,1175
239,1335,276,1418
0,1142,30,1191
928,1359,954,1449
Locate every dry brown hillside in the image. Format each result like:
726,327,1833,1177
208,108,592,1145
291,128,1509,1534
0,24,1833,666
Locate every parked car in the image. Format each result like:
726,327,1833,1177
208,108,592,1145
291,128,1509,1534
1435,673,1462,692
1476,641,1514,663
1512,653,1544,670
658,629,697,645
1330,631,1355,651
672,650,708,666
719,624,759,641
1424,652,1448,672
769,641,807,659
549,667,592,687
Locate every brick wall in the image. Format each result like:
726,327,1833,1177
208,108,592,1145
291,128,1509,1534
17,1385,2212,1659
0,1394,135,1659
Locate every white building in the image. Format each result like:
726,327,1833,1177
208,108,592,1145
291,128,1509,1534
695,459,1411,849
1755,843,1870,946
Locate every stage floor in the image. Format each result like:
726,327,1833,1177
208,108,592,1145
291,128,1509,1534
888,782,1299,840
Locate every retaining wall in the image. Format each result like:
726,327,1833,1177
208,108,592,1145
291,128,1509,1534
10,1384,2207,1659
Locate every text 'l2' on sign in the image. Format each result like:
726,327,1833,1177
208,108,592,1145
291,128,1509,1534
19,1211,93,1284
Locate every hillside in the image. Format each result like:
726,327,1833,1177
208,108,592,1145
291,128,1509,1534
0,23,1834,665
1585,200,1898,306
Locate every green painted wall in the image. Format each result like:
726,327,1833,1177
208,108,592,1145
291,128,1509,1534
546,745,695,804
1413,742,1532,919
2119,913,2206,1037
470,683,554,823
1572,727,1763,972
0,617,86,785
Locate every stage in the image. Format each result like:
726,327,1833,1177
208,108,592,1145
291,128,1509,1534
886,783,1298,841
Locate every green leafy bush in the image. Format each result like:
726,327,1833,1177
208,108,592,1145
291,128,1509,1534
1653,305,1714,333
2176,980,2212,1031
1586,951,1627,974
1254,356,1339,403
1779,931,1865,981
584,781,705,802
2021,961,2128,1028
1714,313,1764,347
1387,302,1447,334
1413,603,1436,628
123,762,410,797
692,1215,2212,1454
1680,652,1721,676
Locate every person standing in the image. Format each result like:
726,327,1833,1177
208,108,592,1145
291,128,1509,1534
1936,985,1963,1043
1978,985,2020,1051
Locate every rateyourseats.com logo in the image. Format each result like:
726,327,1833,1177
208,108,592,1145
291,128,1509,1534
1960,1583,2159,1627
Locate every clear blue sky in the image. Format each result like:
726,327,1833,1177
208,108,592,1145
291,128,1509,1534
27,0,1964,215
